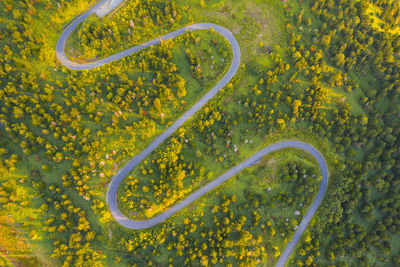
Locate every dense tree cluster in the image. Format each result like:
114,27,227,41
282,0,400,265
73,0,184,59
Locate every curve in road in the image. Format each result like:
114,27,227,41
56,3,329,266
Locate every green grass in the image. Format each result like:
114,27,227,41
174,0,288,64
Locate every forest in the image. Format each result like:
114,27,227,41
0,0,399,266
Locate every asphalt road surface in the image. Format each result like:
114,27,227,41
56,3,329,266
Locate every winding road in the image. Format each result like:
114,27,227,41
56,2,329,266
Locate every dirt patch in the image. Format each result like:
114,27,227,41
265,157,280,182
225,90,236,103
245,4,275,40
255,156,282,183
267,157,278,168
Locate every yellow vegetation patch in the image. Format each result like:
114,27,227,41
320,85,343,104
366,3,400,35
303,85,343,110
